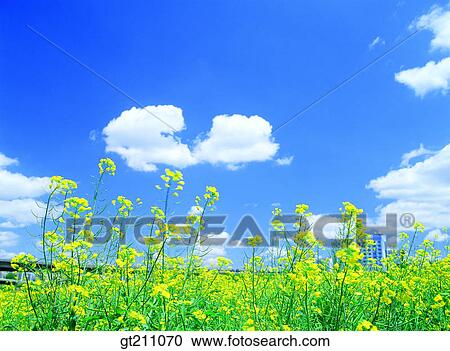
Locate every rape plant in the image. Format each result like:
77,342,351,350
0,159,450,331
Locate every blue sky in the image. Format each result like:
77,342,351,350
1,1,450,262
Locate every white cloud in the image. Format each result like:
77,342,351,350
0,249,16,260
0,153,18,168
0,152,49,200
103,105,196,172
0,221,25,229
425,228,449,242
89,129,97,141
400,143,437,167
396,6,450,96
193,114,279,169
275,156,293,166
369,36,385,50
0,152,49,228
226,164,244,171
0,230,18,261
262,246,288,263
200,246,228,266
0,231,19,248
103,106,282,171
367,143,450,229
309,214,343,240
0,199,45,228
188,205,204,216
0,168,50,200
197,231,230,266
395,57,450,96
414,5,450,51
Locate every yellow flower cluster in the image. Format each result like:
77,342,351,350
156,168,184,197
64,197,92,219
113,195,134,217
10,253,38,272
356,320,378,331
1,159,449,332
98,158,116,176
50,175,77,194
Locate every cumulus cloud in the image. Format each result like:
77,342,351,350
103,106,282,171
275,156,294,166
414,5,450,51
395,57,450,96
201,246,228,266
0,152,49,200
0,231,19,248
188,205,204,216
225,164,244,171
103,105,196,172
193,114,279,169
0,152,49,228
425,228,449,242
196,231,231,266
0,248,16,259
0,221,23,229
0,169,50,200
396,6,450,96
89,129,97,142
0,153,18,168
0,199,45,228
400,143,437,167
367,143,450,229
308,214,344,240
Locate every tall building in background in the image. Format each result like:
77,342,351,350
361,234,386,265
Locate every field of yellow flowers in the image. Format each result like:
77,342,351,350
0,159,449,331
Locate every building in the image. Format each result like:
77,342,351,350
0,260,35,284
361,234,386,266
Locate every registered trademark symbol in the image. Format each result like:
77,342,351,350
400,213,415,228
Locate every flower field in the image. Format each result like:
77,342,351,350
0,159,449,331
